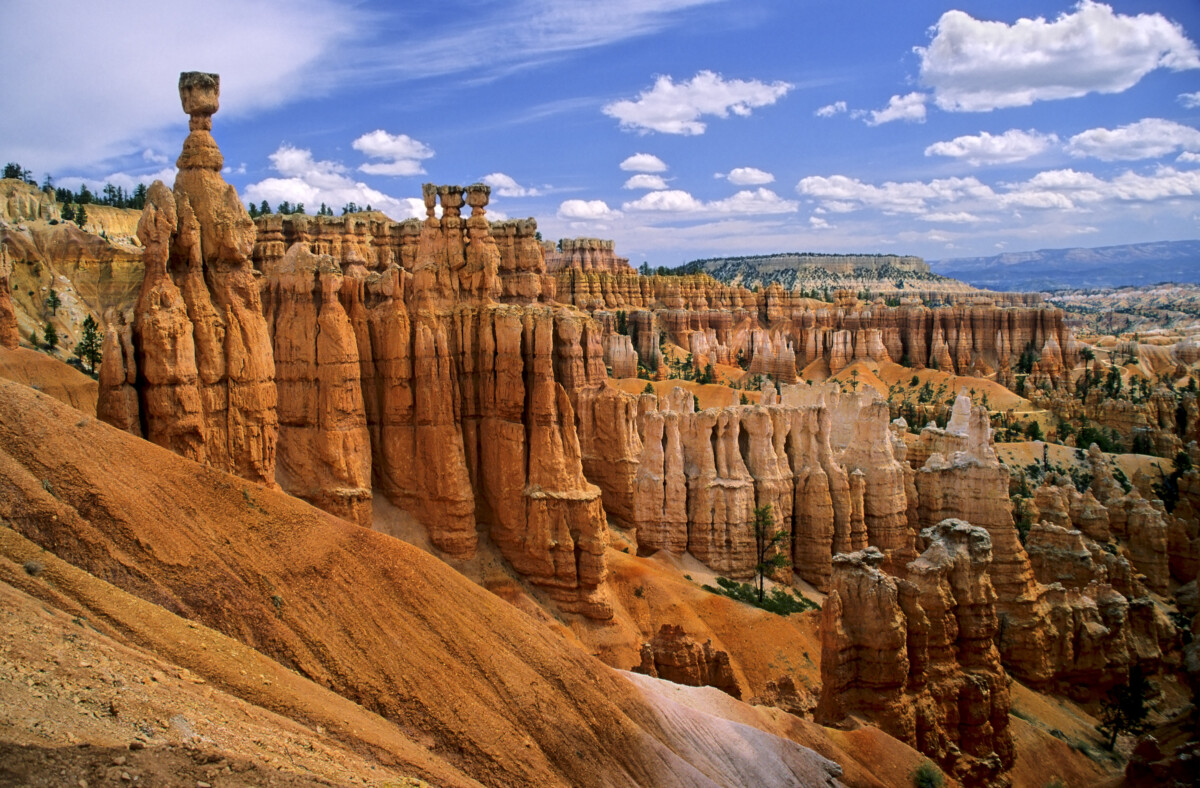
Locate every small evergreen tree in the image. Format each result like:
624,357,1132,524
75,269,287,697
259,200,272,215
45,289,61,316
42,323,59,350
247,202,259,218
753,504,790,604
642,382,655,396
61,202,75,221
74,203,87,228
1097,665,1155,750
73,314,103,374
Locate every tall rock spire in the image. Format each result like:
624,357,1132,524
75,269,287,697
98,72,277,485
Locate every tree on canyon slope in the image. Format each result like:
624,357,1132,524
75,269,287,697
753,504,789,604
1097,665,1155,750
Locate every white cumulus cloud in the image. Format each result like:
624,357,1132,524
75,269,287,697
603,70,793,135
1180,91,1200,109
558,199,622,221
620,153,668,172
623,188,796,215
624,174,669,190
917,1,1200,112
244,144,421,218
481,172,541,197
865,93,927,126
919,211,983,223
1066,118,1200,161
924,129,1058,165
815,101,847,118
721,167,774,186
353,130,435,176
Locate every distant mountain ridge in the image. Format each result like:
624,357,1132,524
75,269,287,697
930,240,1200,291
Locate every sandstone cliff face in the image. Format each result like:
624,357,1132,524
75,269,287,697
575,381,913,590
544,237,632,274
1,178,60,223
632,624,741,699
555,271,1077,384
98,73,277,485
909,395,1175,693
259,181,612,618
0,245,18,349
817,525,1014,788
262,244,372,525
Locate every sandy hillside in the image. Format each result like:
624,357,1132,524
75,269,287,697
0,377,850,787
0,346,97,412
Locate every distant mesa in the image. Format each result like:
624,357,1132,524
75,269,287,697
679,251,958,292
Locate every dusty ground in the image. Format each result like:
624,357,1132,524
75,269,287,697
0,346,97,413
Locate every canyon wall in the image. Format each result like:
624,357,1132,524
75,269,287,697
0,245,18,349
816,523,1014,788
544,237,632,274
557,272,1076,384
97,74,613,619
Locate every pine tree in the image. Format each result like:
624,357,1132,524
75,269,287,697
753,504,790,603
259,200,271,216
61,202,75,222
45,289,61,316
42,323,59,350
73,314,103,374
74,203,87,228
1097,666,1155,750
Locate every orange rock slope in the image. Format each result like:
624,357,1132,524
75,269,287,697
1,376,852,788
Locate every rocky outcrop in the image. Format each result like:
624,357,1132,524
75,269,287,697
263,244,372,525
556,271,1078,384
97,72,277,485
632,624,741,699
586,382,912,590
1,178,60,223
262,181,611,618
544,238,632,274
0,244,18,349
908,395,1177,693
817,524,1014,788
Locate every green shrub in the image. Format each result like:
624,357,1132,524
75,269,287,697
911,760,944,788
701,576,819,616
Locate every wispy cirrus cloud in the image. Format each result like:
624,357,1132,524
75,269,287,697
360,0,725,83
0,0,357,174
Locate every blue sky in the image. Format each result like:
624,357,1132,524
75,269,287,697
4,0,1200,264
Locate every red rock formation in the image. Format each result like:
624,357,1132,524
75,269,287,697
632,624,741,699
555,270,1078,385
817,523,1014,787
98,73,277,485
0,245,19,349
584,382,911,590
544,237,632,273
262,244,372,525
